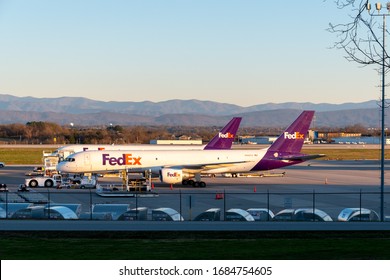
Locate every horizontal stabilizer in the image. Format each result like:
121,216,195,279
277,154,326,161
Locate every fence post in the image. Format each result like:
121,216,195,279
267,189,270,221
223,189,226,221
360,189,362,222
89,189,93,220
189,194,192,221
135,192,138,220
5,190,8,219
179,190,182,221
312,190,316,222
47,189,50,219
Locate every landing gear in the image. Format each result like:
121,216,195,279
182,179,207,188
182,179,193,186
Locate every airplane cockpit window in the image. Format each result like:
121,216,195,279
66,158,76,162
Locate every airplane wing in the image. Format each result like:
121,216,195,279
164,161,250,174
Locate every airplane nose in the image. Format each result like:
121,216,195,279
57,163,67,172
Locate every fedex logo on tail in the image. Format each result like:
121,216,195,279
284,132,305,140
219,132,234,139
102,153,142,166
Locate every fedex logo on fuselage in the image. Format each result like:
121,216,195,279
219,132,234,139
102,153,142,166
284,132,304,140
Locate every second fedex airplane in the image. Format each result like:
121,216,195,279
51,117,241,161
57,111,324,187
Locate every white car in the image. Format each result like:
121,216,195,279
0,162,5,168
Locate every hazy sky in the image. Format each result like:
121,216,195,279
0,0,384,106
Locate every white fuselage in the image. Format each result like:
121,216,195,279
53,144,206,159
57,148,269,174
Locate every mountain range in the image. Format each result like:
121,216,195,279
0,94,388,127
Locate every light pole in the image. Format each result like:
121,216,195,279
367,2,388,222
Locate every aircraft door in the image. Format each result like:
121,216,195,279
84,153,91,168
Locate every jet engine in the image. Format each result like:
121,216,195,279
159,168,183,184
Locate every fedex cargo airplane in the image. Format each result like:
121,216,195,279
57,111,324,187
51,117,241,161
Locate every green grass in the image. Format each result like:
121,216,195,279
302,148,390,160
0,148,47,165
1,232,390,260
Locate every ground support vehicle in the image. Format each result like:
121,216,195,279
96,174,153,197
24,173,98,189
25,166,45,177
25,177,56,188
61,174,98,189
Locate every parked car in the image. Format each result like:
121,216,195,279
273,208,333,221
152,207,184,221
246,208,275,221
0,183,8,192
194,208,221,221
272,209,296,221
225,208,255,221
293,208,333,222
338,208,379,222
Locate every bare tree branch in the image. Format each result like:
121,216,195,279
328,0,390,68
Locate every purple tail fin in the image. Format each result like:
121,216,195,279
268,111,314,153
250,111,318,172
204,117,242,150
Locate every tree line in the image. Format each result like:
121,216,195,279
0,121,220,145
0,121,376,145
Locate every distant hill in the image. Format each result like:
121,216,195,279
0,94,387,127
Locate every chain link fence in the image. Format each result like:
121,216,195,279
0,189,389,222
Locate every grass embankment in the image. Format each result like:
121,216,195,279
1,148,390,164
1,232,390,260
